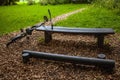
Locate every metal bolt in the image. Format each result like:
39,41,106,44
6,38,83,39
97,54,106,59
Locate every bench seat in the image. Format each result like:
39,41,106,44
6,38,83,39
36,26,114,34
36,26,115,48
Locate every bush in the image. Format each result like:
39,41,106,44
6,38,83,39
27,0,35,5
56,0,65,4
48,0,57,5
0,0,18,5
71,0,91,3
39,0,92,5
40,0,57,5
93,0,120,9
56,0,71,4
39,0,56,5
92,0,120,14
39,0,71,5
39,0,48,5
39,0,91,5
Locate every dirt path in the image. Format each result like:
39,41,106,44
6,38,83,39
36,8,86,26
52,8,86,24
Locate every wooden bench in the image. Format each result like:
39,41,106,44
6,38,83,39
36,26,115,48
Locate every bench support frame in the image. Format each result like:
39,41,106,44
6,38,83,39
44,31,106,48
44,31,52,43
96,35,105,48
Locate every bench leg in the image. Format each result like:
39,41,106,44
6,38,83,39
97,35,104,48
44,31,52,43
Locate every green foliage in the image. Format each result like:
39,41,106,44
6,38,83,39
39,0,71,5
27,0,35,5
39,0,48,5
0,0,19,5
56,6,120,32
48,0,57,5
56,0,66,4
92,0,120,15
56,0,71,4
93,0,120,9
0,4,86,36
38,37,45,43
72,0,91,3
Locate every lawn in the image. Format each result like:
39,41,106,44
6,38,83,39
56,6,120,32
0,4,86,36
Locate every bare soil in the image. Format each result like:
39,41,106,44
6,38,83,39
0,31,120,80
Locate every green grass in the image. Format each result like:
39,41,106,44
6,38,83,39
0,4,87,36
56,6,120,32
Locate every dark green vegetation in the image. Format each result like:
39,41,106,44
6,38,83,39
0,4,86,35
0,0,90,6
0,0,19,5
56,6,120,32
93,0,120,9
39,0,90,5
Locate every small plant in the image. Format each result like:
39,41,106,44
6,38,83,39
38,37,45,43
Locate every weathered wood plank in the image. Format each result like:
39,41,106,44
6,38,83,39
36,26,115,34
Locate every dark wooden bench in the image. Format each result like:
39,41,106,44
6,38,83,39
36,26,115,48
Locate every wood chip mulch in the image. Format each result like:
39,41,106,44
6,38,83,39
0,31,120,80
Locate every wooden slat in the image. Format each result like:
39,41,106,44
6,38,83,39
36,26,115,34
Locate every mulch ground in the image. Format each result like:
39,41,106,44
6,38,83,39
0,31,120,80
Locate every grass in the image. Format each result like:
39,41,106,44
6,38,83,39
55,6,120,32
0,4,87,36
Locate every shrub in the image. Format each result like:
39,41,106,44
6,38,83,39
39,0,71,5
71,0,91,3
27,0,35,5
56,0,71,4
93,0,120,14
39,0,48,5
93,0,120,9
0,0,18,5
39,0,57,5
48,0,57,5
39,0,92,5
